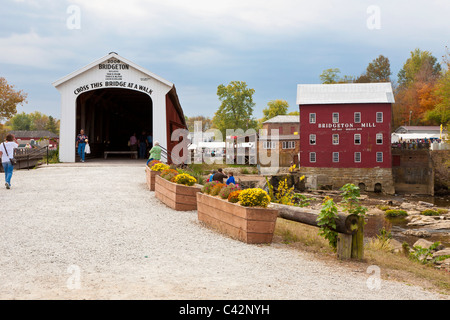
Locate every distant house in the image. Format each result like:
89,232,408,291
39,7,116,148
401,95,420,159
10,130,59,150
259,115,300,168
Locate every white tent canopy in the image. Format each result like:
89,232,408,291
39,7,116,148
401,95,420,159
391,133,441,143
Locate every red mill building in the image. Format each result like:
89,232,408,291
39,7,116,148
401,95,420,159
297,83,395,194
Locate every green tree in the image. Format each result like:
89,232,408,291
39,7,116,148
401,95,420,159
319,68,341,84
355,55,391,83
319,68,354,84
213,81,257,136
9,112,32,130
262,99,289,121
0,77,27,122
46,116,59,134
397,48,441,88
185,115,213,132
29,111,49,130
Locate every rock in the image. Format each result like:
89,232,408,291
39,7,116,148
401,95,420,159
426,221,450,230
407,216,437,227
389,239,404,254
432,249,450,259
400,202,416,210
402,229,431,238
412,239,434,249
418,201,434,207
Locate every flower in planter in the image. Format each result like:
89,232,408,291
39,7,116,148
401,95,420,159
238,188,271,208
160,168,179,181
172,173,197,186
219,183,241,199
201,181,220,194
148,160,161,168
151,162,170,172
210,183,227,196
228,190,242,203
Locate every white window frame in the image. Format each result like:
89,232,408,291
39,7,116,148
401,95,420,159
355,152,361,163
282,141,296,149
309,134,316,145
263,141,277,150
354,112,361,123
309,113,316,124
332,134,339,145
376,112,383,123
354,134,361,145
333,152,339,163
332,112,339,123
376,133,383,145
309,152,316,163
376,152,383,163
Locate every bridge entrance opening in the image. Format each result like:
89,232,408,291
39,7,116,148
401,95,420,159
76,88,153,160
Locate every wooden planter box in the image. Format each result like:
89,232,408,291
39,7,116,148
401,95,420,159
196,192,279,244
155,175,202,211
145,166,161,191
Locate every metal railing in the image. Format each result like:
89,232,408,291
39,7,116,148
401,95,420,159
14,146,49,169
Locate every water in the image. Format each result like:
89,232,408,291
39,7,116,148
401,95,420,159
364,194,450,247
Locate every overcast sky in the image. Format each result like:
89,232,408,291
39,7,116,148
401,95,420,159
1,0,449,120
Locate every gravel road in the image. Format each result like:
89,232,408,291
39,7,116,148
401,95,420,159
0,164,447,300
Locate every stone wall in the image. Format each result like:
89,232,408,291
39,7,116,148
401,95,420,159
392,149,434,195
298,167,395,194
430,150,450,195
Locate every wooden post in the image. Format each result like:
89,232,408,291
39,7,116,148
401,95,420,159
337,233,352,260
351,216,364,260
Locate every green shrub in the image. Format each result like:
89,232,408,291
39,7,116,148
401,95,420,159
292,194,310,207
385,209,408,217
377,205,391,211
421,209,439,216
436,208,448,214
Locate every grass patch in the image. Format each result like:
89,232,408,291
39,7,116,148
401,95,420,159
385,209,408,217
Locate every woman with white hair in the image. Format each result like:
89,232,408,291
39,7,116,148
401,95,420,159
147,140,162,165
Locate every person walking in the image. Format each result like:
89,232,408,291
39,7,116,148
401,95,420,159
146,140,162,165
129,133,138,159
76,129,88,163
138,131,148,159
0,134,19,189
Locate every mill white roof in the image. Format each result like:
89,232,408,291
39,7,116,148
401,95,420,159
296,83,395,105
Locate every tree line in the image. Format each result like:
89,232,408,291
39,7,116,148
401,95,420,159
0,76,59,140
1,47,448,141
319,48,449,130
186,47,449,135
